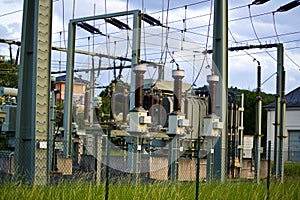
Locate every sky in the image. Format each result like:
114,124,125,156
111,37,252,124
0,0,300,94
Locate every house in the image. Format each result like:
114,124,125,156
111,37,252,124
54,75,89,105
265,86,300,162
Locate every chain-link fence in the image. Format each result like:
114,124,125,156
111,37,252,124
1,135,298,185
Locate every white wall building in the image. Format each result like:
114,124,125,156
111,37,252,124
265,86,300,162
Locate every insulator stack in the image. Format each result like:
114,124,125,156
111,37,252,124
172,70,185,113
110,83,115,121
276,73,280,97
134,64,146,110
281,70,285,99
257,63,261,97
207,74,219,115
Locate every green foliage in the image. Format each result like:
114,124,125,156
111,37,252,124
99,80,130,122
0,133,6,149
0,60,18,88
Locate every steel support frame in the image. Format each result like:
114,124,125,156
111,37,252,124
15,0,53,185
63,10,142,157
211,0,285,182
277,44,285,182
212,0,228,183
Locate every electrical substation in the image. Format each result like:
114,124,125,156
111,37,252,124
0,0,292,190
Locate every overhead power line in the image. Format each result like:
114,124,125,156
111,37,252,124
272,11,300,69
0,9,22,18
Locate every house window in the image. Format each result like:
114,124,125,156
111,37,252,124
288,130,300,162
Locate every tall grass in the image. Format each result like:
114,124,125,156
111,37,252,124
1,178,299,200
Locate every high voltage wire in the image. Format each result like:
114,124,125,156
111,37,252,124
0,9,22,18
246,3,300,70
228,28,257,61
247,5,277,65
150,0,211,15
1,1,300,72
52,27,300,50
234,30,300,44
50,9,293,48
68,28,299,57
49,2,251,36
272,12,300,69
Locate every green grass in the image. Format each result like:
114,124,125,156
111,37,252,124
0,178,299,200
1,163,299,200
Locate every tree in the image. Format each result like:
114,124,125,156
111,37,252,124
0,60,18,88
99,79,130,122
